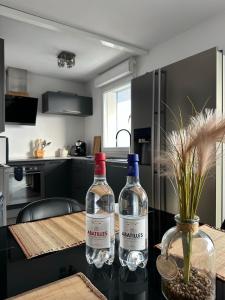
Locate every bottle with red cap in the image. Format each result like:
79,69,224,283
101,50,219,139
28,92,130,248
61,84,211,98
85,152,115,268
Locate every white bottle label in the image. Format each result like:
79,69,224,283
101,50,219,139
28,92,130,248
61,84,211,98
86,214,111,249
119,216,147,251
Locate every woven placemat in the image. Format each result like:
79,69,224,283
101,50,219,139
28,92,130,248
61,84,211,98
155,224,225,281
9,211,119,259
8,272,106,300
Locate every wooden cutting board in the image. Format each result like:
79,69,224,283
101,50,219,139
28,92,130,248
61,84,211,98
92,136,101,155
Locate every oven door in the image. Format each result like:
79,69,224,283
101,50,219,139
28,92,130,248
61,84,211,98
8,166,43,206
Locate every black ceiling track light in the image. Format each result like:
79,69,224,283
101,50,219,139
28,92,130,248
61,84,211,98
57,51,76,68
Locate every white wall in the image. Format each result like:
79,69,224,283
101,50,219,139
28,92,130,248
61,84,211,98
84,10,225,152
3,72,87,159
137,10,225,75
84,80,102,155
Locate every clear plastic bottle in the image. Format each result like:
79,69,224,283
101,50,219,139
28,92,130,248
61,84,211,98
85,152,115,268
119,154,148,271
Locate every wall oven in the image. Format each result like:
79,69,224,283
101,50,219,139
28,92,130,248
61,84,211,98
7,164,45,224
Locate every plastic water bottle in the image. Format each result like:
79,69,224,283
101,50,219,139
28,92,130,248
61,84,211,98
119,154,148,271
86,152,115,268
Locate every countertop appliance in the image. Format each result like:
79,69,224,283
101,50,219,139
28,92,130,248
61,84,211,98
70,140,86,156
131,47,224,227
0,136,8,165
5,95,38,125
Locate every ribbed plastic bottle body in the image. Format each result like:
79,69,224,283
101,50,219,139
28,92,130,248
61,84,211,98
119,154,148,271
85,153,115,268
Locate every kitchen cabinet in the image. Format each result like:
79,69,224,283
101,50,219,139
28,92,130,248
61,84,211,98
106,163,127,201
44,160,70,198
71,159,94,205
0,39,5,133
71,159,128,204
42,91,93,116
8,159,150,209
106,163,151,202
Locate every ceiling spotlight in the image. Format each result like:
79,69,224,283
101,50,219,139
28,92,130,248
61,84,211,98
57,51,76,68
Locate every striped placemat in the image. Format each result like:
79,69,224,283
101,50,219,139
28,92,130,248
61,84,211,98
9,211,119,259
8,272,106,300
155,224,225,281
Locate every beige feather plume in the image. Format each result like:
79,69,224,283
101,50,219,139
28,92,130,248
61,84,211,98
161,108,225,219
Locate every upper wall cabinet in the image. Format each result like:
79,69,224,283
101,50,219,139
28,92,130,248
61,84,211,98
0,39,5,132
42,91,93,116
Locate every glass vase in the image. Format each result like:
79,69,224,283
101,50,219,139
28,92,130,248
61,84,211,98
156,215,215,300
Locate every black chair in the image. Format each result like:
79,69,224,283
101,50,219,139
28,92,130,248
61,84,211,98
221,220,225,230
16,197,84,223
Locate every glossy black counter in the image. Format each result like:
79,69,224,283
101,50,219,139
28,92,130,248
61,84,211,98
0,210,224,299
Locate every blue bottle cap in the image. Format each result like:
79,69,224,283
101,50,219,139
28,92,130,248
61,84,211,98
127,153,139,162
127,154,139,177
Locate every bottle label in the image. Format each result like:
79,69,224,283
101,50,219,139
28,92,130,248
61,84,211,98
86,214,111,248
119,216,147,251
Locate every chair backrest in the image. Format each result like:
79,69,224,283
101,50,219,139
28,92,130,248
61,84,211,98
221,220,225,230
16,198,83,223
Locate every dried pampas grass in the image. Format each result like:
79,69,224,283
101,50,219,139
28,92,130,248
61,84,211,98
162,108,225,220
159,108,225,285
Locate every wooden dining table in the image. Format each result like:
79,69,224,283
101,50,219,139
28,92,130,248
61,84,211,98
0,209,225,300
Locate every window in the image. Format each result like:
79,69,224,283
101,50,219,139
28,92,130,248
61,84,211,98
103,83,131,149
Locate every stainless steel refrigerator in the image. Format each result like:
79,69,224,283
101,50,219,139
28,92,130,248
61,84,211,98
132,47,224,227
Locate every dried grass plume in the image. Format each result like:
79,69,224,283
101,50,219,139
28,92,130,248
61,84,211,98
161,108,225,220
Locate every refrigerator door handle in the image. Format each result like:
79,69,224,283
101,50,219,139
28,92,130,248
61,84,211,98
156,69,161,210
151,71,155,208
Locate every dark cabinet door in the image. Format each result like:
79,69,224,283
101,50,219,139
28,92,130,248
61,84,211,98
85,160,94,189
71,159,94,205
107,163,127,202
0,39,5,133
71,160,128,204
44,160,70,198
42,92,93,116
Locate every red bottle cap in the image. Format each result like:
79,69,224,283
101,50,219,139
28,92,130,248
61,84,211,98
94,152,106,176
95,152,106,162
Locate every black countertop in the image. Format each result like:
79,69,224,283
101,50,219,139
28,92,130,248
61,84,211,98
8,156,127,165
0,209,224,299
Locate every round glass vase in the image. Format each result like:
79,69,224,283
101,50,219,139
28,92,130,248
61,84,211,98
157,215,216,300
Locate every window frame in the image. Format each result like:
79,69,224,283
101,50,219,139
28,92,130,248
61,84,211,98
102,77,132,157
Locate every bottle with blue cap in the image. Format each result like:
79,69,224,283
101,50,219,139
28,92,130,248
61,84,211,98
118,153,148,271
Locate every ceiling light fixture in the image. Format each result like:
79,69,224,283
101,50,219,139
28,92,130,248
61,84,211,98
57,51,76,68
101,40,115,48
100,40,125,51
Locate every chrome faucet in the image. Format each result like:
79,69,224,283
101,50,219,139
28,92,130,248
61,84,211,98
115,129,131,153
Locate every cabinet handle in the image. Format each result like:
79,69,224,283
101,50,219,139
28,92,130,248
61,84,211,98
109,164,127,169
63,109,81,114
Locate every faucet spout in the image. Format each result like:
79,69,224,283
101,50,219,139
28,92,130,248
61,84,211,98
115,129,131,153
